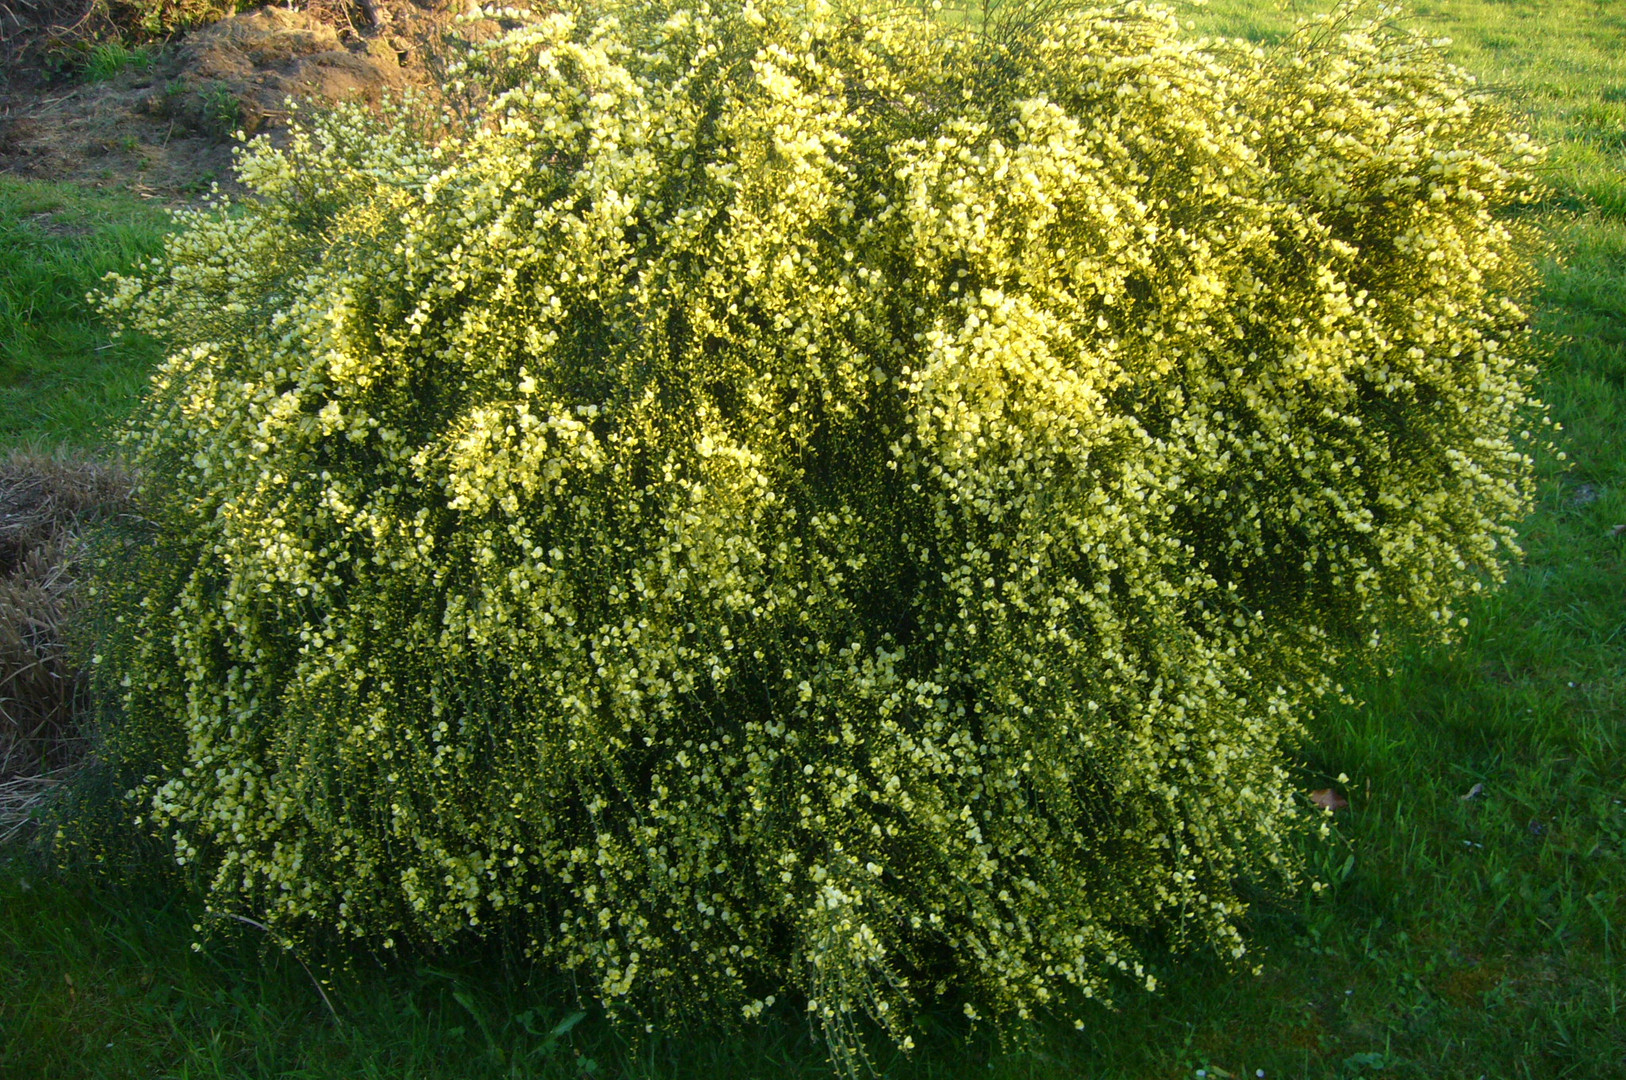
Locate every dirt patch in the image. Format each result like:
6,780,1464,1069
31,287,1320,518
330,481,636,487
172,4,417,135
0,1,466,200
1438,957,1508,1006
23,208,92,235
0,71,238,197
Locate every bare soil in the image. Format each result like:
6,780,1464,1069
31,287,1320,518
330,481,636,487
0,0,462,200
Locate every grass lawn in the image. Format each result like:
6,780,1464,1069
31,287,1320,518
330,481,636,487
3,1,1624,1076
0,179,170,449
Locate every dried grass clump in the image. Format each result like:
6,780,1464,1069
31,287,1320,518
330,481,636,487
0,450,133,842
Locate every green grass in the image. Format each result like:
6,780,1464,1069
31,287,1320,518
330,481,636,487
80,41,159,83
0,178,171,449
4,1,1626,1076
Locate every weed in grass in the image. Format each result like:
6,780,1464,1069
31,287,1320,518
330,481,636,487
197,83,242,138
176,169,219,197
80,41,156,83
155,78,191,117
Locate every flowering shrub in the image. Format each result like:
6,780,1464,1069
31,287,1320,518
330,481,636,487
95,0,1543,1059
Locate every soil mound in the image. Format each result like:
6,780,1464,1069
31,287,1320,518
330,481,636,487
0,1,453,198
176,5,409,134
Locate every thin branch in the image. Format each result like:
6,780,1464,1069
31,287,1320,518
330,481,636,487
202,911,342,1025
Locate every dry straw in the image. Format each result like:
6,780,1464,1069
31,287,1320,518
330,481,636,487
0,450,134,841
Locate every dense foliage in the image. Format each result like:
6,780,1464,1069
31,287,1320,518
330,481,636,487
94,0,1543,1061
113,0,239,37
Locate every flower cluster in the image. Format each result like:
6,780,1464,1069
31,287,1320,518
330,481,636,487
95,0,1543,1063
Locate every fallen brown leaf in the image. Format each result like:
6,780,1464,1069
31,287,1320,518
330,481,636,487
1310,788,1348,811
1610,524,1626,537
